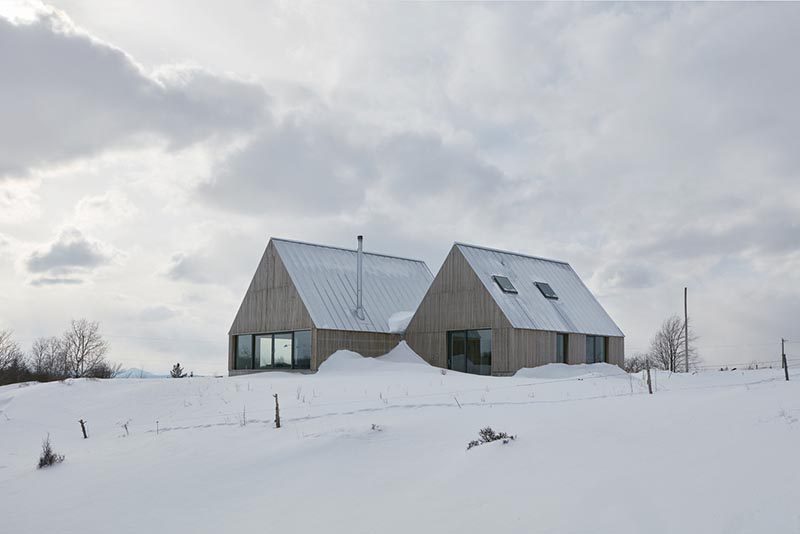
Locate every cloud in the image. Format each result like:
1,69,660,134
590,262,662,296
0,8,269,178
164,252,210,284
29,276,83,286
138,305,180,322
74,191,138,227
163,229,260,286
0,178,40,222
25,228,114,284
197,112,508,221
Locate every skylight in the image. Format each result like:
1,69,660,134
535,281,558,299
492,275,517,294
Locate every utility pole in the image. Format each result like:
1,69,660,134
782,338,789,381
684,287,689,373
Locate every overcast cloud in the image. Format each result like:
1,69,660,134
0,1,798,374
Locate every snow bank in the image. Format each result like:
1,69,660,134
387,311,414,334
318,342,431,374
515,362,626,379
316,349,381,373
375,341,429,365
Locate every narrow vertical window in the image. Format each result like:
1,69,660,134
273,333,293,368
236,334,253,370
293,330,312,369
556,333,567,363
255,335,273,369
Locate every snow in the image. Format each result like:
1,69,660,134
1,347,799,533
317,343,433,374
515,362,627,379
376,340,429,365
387,310,414,334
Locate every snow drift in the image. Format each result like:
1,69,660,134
317,342,432,374
515,362,627,380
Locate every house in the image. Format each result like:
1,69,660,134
228,237,433,374
403,243,624,375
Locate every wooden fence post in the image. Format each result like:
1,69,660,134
782,338,789,382
274,394,281,429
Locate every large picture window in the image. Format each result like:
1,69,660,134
447,329,491,375
234,330,312,370
585,335,607,364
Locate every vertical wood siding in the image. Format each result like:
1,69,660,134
405,246,625,374
405,246,512,372
567,333,587,364
229,241,314,336
607,336,625,367
228,241,314,372
313,329,402,368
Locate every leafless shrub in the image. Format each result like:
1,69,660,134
38,434,65,469
467,426,516,450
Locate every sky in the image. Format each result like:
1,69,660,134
1,1,798,375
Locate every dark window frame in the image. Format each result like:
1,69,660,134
535,281,558,300
447,329,492,375
492,275,518,294
585,335,608,364
235,329,312,370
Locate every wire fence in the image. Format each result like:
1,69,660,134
6,365,794,442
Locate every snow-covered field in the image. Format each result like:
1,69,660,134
1,343,799,533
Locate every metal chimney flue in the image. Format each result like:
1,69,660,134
356,235,364,319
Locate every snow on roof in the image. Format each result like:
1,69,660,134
273,238,434,333
455,243,624,337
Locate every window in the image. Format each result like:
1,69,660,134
535,281,558,300
274,333,293,368
585,335,607,364
236,335,253,370
492,275,517,294
234,330,312,370
556,333,568,363
255,335,273,369
448,329,491,375
294,330,311,369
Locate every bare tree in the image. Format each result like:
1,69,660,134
0,330,28,385
29,336,66,379
0,330,22,370
61,319,110,378
648,314,700,372
623,352,649,374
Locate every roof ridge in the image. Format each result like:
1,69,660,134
271,237,429,265
454,242,570,266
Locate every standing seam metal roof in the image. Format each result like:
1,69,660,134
455,243,624,337
273,238,434,333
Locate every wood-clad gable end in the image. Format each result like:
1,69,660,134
404,245,625,374
405,246,511,371
228,241,314,334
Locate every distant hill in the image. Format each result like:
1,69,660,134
115,368,168,379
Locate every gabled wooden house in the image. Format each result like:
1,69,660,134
403,243,624,375
228,237,433,374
